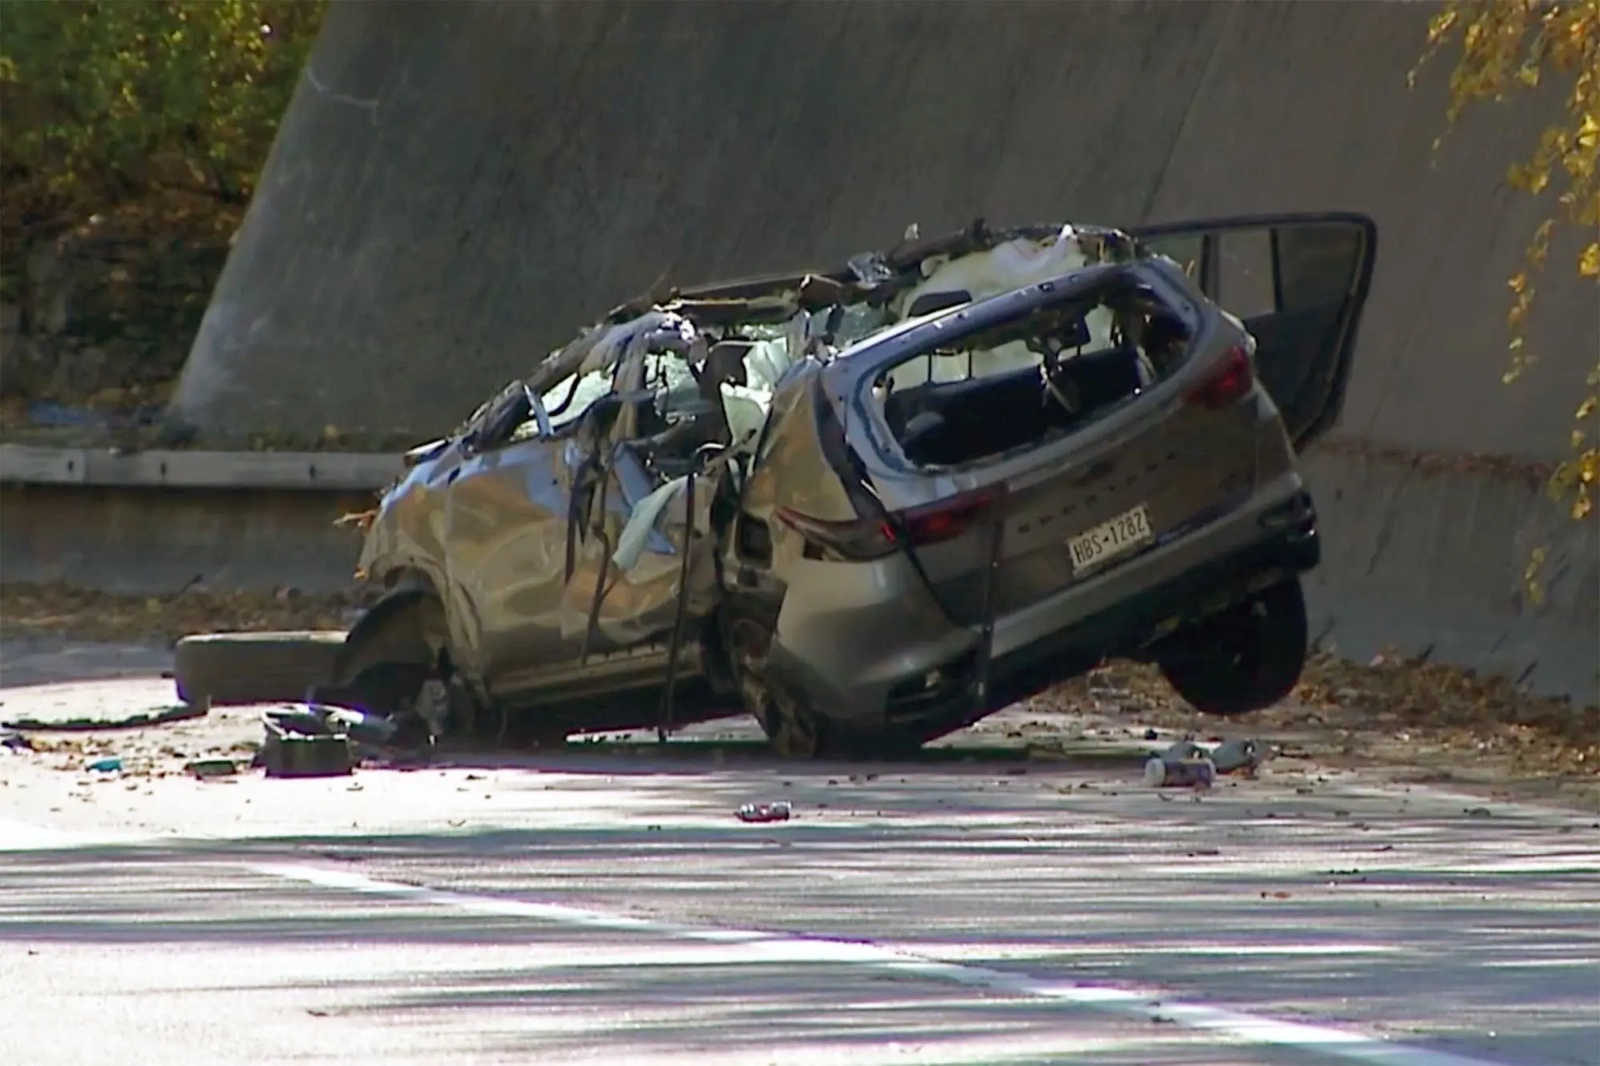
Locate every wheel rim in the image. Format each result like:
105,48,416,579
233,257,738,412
727,618,777,736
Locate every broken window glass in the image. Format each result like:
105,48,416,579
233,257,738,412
874,282,1193,468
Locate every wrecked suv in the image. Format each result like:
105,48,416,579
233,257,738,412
325,214,1377,757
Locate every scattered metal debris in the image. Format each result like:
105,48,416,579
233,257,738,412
184,758,238,780
323,705,400,747
85,757,122,773
260,707,353,778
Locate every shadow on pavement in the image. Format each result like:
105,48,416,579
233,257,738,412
1,810,1596,1065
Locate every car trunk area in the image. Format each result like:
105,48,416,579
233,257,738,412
872,274,1196,470
851,267,1262,629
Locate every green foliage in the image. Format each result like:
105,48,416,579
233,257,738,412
0,0,325,251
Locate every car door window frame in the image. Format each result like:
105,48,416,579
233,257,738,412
1132,212,1377,449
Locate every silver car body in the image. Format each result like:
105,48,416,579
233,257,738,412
351,214,1377,747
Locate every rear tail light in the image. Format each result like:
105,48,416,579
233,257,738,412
775,489,997,563
1184,345,1253,409
899,489,996,548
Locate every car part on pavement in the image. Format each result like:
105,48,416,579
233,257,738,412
260,707,353,778
173,631,346,706
184,758,239,779
323,705,401,747
336,213,1376,759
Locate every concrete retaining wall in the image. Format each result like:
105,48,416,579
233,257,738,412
1301,447,1596,702
0,483,369,596
172,0,1594,463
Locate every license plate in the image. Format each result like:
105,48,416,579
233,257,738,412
1068,504,1153,572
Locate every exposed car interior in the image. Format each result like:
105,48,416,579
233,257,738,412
877,280,1196,467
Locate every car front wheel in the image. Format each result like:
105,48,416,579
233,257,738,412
1157,577,1309,716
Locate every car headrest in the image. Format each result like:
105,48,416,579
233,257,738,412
702,340,753,391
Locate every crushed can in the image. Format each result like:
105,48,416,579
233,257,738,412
736,801,793,823
1143,755,1216,789
1210,738,1264,775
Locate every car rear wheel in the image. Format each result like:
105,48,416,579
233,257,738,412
1157,577,1308,716
728,611,849,759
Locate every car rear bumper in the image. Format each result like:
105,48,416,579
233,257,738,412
764,479,1320,738
983,493,1318,713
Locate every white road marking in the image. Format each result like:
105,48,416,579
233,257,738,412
256,860,1510,1066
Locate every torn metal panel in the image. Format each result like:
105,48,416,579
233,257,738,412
557,451,724,650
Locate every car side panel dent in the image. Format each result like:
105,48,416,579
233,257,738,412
359,449,458,605
740,361,860,527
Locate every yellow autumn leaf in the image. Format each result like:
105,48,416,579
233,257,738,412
1579,113,1600,151
1580,241,1600,277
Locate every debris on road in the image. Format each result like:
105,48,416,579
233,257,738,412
1143,753,1216,789
184,758,238,779
1,702,207,732
1210,737,1265,775
85,757,122,773
260,706,353,778
1144,737,1261,788
0,729,33,753
323,705,399,747
736,801,793,823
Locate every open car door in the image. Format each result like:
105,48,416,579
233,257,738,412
1132,212,1378,449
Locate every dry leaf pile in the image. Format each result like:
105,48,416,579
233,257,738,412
0,581,375,644
2,581,1595,789
1029,652,1597,787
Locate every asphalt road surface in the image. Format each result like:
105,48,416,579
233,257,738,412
1,646,1596,1066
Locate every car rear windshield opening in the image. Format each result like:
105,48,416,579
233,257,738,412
872,281,1195,468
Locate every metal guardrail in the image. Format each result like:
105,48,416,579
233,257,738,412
0,444,402,492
